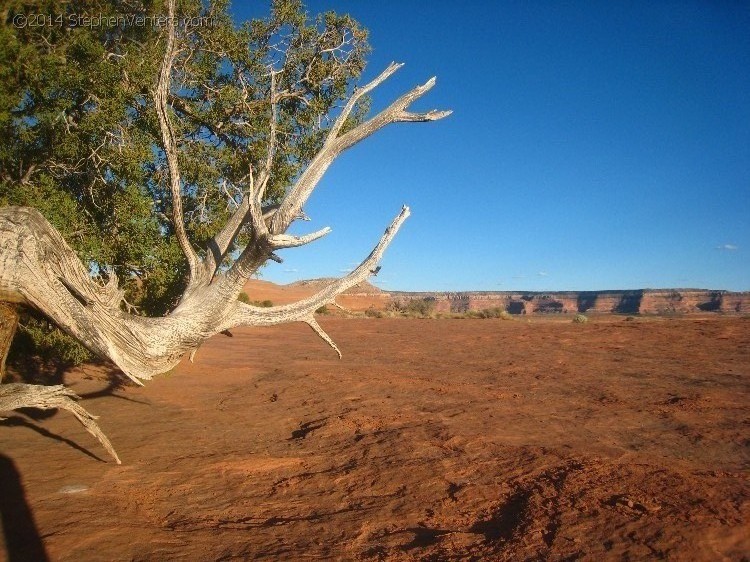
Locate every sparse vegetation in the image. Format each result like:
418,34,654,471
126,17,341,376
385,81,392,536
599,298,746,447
385,298,436,318
12,315,92,367
237,293,273,308
376,302,518,320
573,313,589,324
406,299,435,317
465,307,513,319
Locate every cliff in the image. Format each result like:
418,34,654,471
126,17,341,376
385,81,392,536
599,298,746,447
245,279,749,316
389,289,750,316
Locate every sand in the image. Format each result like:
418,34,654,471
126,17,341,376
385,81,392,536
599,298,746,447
1,313,748,561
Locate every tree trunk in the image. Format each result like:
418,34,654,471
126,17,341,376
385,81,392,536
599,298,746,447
0,302,18,382
0,205,410,383
0,15,448,461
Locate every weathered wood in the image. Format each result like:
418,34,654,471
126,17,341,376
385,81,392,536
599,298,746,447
0,302,18,382
0,0,449,460
0,383,120,463
0,204,411,382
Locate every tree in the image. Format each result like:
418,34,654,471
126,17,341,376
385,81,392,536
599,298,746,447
0,0,450,463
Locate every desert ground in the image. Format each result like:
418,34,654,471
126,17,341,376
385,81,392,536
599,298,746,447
0,283,748,561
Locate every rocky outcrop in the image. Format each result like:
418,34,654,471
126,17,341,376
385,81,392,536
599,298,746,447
390,289,750,315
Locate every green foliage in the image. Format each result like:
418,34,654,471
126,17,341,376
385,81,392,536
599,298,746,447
406,299,434,317
1,0,369,362
464,307,513,319
386,298,435,318
315,305,329,314
11,313,92,367
572,313,589,324
238,293,274,307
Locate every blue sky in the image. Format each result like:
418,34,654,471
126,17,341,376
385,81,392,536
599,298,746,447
232,1,749,292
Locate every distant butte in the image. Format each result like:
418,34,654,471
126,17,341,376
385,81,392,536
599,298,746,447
245,279,749,316
388,288,750,315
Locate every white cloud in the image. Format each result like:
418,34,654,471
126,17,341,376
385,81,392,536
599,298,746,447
537,271,549,277
716,244,738,251
283,268,299,273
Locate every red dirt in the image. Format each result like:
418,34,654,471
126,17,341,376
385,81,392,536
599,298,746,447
1,315,749,561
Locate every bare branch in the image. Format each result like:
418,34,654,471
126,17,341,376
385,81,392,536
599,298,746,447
330,300,354,315
397,109,453,122
256,70,279,201
0,383,121,464
211,65,449,284
268,226,331,249
205,200,308,279
304,317,341,358
226,206,411,350
326,61,403,142
154,0,203,286
20,163,37,185
269,67,450,235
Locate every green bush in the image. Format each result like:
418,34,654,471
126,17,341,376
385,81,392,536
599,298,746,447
462,307,513,320
405,298,435,318
11,314,92,367
238,294,274,308
316,305,329,315
479,307,505,319
572,313,589,324
365,307,383,318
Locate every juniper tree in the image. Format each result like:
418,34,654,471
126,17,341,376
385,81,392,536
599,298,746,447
0,0,450,462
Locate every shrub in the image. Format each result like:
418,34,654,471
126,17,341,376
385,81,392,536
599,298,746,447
11,314,92,367
462,307,513,320
386,300,405,313
316,305,329,315
478,308,498,318
572,313,588,324
405,298,435,318
365,307,383,318
237,293,273,308
384,298,434,318
481,307,506,319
